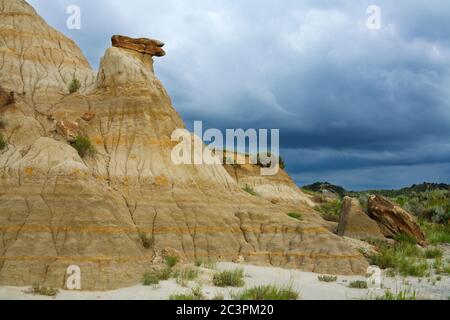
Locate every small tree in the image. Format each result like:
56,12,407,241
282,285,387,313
72,135,94,158
68,78,81,94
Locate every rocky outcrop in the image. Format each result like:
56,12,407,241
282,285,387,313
0,0,95,111
368,195,426,245
0,0,369,290
337,197,384,239
223,152,315,206
112,35,166,57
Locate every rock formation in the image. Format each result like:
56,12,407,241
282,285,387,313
337,197,384,240
0,0,369,290
368,195,426,245
112,35,166,57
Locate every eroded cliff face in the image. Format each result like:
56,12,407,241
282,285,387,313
0,0,368,290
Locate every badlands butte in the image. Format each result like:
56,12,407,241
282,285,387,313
0,0,400,290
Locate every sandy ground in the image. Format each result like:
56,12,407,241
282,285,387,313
0,262,449,300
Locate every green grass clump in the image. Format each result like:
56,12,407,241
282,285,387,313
368,239,429,277
213,268,245,287
348,280,368,289
169,286,205,300
318,275,338,282
31,284,59,297
424,247,443,259
68,78,81,93
421,221,450,244
174,267,200,286
287,212,303,221
73,135,94,158
318,198,342,222
394,233,417,245
0,133,6,150
164,255,178,268
142,268,172,286
242,185,258,196
232,284,299,300
374,289,417,300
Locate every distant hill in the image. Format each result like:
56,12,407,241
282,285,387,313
350,182,450,197
302,182,450,198
302,182,347,197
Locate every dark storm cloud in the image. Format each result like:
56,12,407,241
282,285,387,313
29,0,450,190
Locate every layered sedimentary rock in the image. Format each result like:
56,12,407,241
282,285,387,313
0,0,369,290
337,197,384,239
112,35,166,57
223,152,315,206
368,195,426,245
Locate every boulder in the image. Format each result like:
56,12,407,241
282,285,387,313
112,35,166,57
337,197,384,239
368,195,426,245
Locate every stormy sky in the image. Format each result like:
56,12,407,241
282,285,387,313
29,0,450,190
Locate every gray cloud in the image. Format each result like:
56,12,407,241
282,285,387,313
29,0,450,190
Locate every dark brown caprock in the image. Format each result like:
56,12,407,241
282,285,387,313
111,35,166,57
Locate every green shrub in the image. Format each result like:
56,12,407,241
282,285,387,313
169,286,205,300
31,284,59,297
318,275,338,282
164,255,178,268
232,284,299,300
242,185,258,196
287,212,303,221
73,135,94,158
213,268,245,287
424,247,443,259
68,78,81,93
348,280,368,289
0,132,6,150
142,268,172,285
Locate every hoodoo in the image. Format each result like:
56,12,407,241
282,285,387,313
0,0,368,290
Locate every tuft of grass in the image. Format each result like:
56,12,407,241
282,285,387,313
421,221,450,244
424,247,443,259
164,255,178,268
318,275,338,282
139,232,153,249
174,267,199,286
213,268,245,287
169,286,205,300
318,198,342,222
242,185,258,196
31,284,59,297
368,240,429,277
348,280,368,289
287,212,303,221
394,233,418,245
73,135,94,158
232,284,299,300
373,289,417,300
68,78,81,93
142,268,172,286
0,132,6,150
